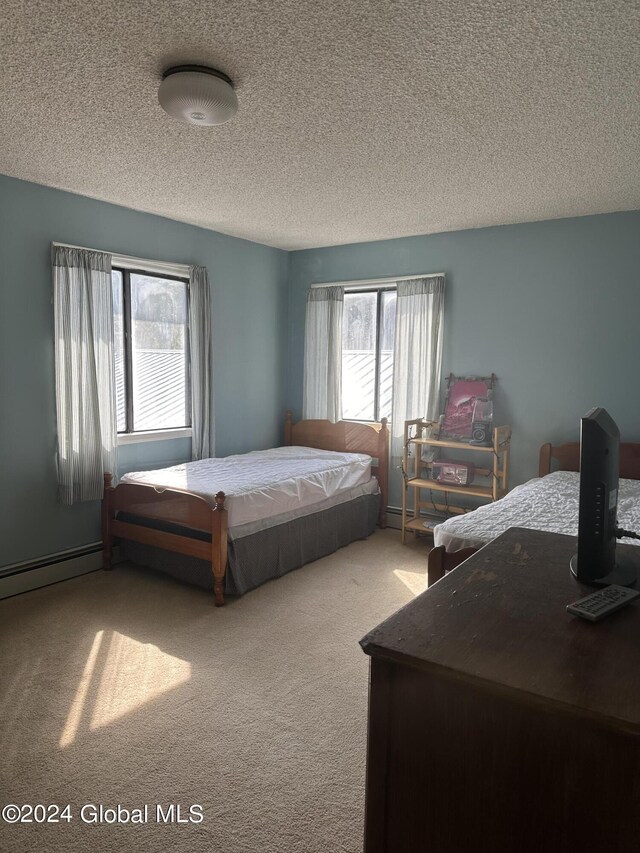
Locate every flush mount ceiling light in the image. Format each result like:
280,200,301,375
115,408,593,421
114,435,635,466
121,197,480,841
158,65,238,127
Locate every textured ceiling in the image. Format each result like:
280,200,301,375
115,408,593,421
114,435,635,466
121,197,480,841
1,0,639,250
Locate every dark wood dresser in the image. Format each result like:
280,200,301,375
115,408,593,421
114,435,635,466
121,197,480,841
360,528,640,853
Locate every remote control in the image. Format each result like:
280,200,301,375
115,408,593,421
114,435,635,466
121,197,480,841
567,585,640,622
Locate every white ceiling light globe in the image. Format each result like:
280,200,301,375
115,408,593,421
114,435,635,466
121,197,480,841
158,66,238,127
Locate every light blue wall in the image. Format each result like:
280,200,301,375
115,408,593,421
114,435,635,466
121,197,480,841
0,175,288,568
287,212,640,506
2,171,637,565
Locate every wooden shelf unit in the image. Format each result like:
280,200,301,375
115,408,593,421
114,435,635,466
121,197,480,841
401,418,511,543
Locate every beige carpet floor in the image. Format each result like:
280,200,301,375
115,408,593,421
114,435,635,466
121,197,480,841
0,529,429,853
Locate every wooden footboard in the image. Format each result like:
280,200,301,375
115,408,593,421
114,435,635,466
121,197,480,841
102,473,229,606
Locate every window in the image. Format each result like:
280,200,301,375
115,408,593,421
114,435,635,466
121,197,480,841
112,268,191,435
342,288,396,422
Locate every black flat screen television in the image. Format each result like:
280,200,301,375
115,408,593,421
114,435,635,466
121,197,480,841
570,407,638,587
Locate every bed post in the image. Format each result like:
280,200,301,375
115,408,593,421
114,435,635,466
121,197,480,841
538,443,552,477
102,472,114,570
427,545,478,586
378,418,389,528
284,410,293,446
211,491,228,606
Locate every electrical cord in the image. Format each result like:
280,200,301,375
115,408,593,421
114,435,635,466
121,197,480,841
615,527,640,540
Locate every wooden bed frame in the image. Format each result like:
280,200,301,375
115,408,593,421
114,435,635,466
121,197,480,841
102,412,389,606
427,440,640,586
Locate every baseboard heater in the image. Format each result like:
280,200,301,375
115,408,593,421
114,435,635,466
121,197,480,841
0,543,115,600
382,506,401,530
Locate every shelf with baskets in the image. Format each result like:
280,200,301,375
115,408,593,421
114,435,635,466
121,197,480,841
401,418,511,543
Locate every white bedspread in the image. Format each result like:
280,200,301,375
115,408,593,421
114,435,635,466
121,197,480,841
433,470,640,551
121,446,374,528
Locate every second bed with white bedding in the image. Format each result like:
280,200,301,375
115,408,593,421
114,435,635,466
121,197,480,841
433,470,640,552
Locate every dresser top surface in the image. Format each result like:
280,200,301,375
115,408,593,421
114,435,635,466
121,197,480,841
361,528,640,730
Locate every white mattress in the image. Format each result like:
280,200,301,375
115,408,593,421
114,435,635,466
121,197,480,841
121,445,375,529
433,470,640,552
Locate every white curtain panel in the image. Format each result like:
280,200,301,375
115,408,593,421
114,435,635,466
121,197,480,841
53,246,117,505
391,276,445,464
189,265,214,460
302,286,344,422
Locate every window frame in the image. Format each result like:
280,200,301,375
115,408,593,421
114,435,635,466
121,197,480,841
342,285,396,424
112,265,192,442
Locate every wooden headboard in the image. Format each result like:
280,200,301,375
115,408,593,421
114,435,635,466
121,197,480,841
284,411,389,527
539,442,640,480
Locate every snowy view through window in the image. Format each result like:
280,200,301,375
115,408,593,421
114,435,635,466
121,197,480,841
342,290,395,421
112,271,189,432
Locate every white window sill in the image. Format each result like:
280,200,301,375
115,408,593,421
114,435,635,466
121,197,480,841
118,428,192,445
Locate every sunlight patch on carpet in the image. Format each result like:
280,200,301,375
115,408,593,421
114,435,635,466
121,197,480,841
91,631,191,731
59,630,105,748
393,569,426,596
59,630,191,747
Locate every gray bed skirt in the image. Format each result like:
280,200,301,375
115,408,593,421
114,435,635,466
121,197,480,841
119,492,380,597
